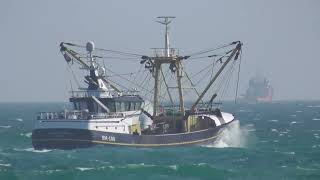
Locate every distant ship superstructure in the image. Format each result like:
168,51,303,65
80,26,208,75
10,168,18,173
244,76,273,102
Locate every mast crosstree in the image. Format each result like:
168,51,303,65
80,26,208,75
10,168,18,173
151,16,185,117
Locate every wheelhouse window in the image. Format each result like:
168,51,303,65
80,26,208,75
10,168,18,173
130,102,135,111
115,102,121,112
106,101,116,112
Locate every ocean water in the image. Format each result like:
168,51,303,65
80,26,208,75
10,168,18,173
0,101,320,179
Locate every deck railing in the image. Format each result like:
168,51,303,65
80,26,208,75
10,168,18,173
36,111,125,120
152,48,179,57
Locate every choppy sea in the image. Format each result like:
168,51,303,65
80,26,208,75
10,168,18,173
0,101,320,179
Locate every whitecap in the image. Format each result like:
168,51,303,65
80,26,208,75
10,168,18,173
197,163,207,166
290,121,297,125
281,165,287,168
268,119,279,122
307,105,320,108
271,129,278,132
46,169,62,173
296,110,302,113
290,114,297,117
0,163,11,167
283,151,295,155
297,166,318,171
169,165,178,171
14,148,51,153
312,118,320,121
20,132,32,138
15,118,23,122
126,163,156,169
0,125,11,128
273,140,279,143
76,167,94,171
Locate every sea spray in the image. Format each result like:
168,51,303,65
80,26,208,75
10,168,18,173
205,120,252,148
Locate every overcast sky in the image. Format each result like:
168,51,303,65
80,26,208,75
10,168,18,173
0,0,319,102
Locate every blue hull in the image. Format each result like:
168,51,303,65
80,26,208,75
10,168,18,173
32,120,236,149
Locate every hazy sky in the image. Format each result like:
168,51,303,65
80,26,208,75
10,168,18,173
0,0,319,102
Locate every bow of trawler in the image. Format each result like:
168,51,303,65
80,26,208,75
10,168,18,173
32,17,243,149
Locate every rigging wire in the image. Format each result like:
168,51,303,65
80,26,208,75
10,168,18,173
66,64,81,88
105,66,167,100
218,60,237,105
62,42,145,58
185,42,236,57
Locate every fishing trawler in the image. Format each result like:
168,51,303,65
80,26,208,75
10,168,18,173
32,17,243,149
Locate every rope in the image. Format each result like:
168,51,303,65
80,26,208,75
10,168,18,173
66,64,81,88
62,42,145,57
185,42,233,57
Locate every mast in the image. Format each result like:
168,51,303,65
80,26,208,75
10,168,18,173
156,16,175,57
151,16,185,117
175,60,185,114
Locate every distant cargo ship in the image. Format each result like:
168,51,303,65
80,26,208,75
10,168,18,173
243,76,273,103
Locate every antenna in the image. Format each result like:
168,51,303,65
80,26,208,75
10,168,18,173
156,16,175,57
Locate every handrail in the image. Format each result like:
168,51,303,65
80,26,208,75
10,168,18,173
36,111,125,120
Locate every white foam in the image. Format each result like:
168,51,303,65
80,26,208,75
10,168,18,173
290,121,297,125
283,151,295,155
312,118,320,121
169,165,178,171
271,129,278,132
307,105,320,108
14,148,52,153
268,119,279,122
46,169,62,173
0,125,11,128
20,132,32,138
297,166,318,171
15,118,23,122
0,163,11,167
204,120,250,148
76,167,94,171
126,163,155,168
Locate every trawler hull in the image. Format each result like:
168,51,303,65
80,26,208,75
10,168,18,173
32,120,236,149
